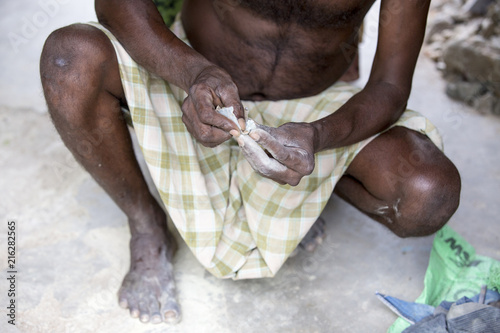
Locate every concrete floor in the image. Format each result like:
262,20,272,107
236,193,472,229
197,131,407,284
1,1,499,332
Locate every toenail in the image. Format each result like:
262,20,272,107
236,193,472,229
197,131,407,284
130,309,140,318
151,314,162,324
119,300,128,308
140,314,150,322
164,310,179,323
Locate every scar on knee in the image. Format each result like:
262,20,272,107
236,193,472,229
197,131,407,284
54,57,69,67
375,205,390,215
393,198,401,219
374,198,401,224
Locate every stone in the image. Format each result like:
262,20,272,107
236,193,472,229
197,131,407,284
463,0,495,16
494,99,500,115
473,92,495,114
479,18,496,39
424,44,443,62
452,19,482,40
445,80,486,103
426,16,454,44
427,0,500,115
443,36,500,87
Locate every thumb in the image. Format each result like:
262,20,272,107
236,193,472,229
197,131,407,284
218,86,246,131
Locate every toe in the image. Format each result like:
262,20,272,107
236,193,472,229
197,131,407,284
128,299,140,318
118,298,128,309
118,288,130,309
288,247,299,258
146,297,161,324
140,313,150,323
161,299,181,324
139,301,150,323
123,293,140,318
164,310,181,324
304,239,320,252
130,307,140,318
151,312,163,324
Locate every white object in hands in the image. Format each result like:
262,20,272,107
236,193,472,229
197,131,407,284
215,106,288,178
215,106,257,134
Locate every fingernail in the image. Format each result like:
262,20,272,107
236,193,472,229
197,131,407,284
229,129,240,137
238,118,246,131
249,132,260,141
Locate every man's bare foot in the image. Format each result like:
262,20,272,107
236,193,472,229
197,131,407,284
118,229,180,324
290,217,327,257
299,216,326,252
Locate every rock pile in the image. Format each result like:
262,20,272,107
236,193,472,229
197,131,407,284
425,0,500,115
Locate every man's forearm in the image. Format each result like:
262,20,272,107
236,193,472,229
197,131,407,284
311,80,408,152
95,0,212,92
312,0,430,153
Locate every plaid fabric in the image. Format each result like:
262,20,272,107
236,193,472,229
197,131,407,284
86,20,443,280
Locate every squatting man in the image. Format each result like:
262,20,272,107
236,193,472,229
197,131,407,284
40,0,461,324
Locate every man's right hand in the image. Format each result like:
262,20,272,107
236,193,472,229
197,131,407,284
96,1,244,147
181,65,245,147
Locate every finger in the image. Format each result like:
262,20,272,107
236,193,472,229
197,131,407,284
182,98,232,146
188,87,239,133
217,84,246,131
249,128,288,161
250,128,314,175
236,135,274,171
199,103,241,133
190,118,232,147
209,125,233,143
210,89,223,107
237,135,303,185
181,113,231,147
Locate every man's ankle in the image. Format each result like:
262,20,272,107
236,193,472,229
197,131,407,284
128,204,168,235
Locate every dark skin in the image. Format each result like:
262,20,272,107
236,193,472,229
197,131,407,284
40,0,461,324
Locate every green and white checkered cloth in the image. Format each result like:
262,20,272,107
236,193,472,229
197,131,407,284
87,20,443,280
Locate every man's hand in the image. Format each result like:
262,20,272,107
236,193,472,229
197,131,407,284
235,122,317,186
182,66,245,147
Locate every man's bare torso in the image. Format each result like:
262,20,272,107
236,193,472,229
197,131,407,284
182,0,374,101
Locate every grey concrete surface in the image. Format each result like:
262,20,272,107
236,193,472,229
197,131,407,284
1,1,499,333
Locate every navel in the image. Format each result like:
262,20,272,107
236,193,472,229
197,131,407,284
250,92,267,101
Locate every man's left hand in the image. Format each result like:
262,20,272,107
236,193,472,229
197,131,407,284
234,122,317,186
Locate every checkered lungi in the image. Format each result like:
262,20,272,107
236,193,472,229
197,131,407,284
87,20,443,280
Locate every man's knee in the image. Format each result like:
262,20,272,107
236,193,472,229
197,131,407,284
40,24,116,122
392,160,461,238
41,23,114,79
